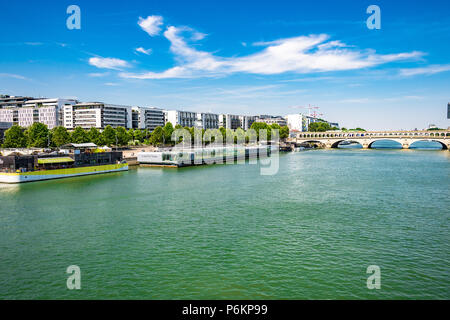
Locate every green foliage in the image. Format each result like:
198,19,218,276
116,126,131,146
162,122,174,145
102,125,116,146
308,122,331,132
26,122,50,147
250,122,271,140
2,125,27,148
51,126,71,147
149,126,164,146
280,126,290,140
342,127,366,132
71,126,90,144
134,129,144,143
87,127,104,146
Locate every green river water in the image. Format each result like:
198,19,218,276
0,149,449,299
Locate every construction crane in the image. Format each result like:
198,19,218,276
290,105,321,118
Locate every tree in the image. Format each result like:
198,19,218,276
116,126,131,146
71,127,89,144
2,125,27,148
102,125,116,146
87,127,104,146
128,128,135,141
149,126,164,146
26,122,50,147
134,129,144,144
162,122,174,145
280,126,290,140
250,122,271,141
308,122,331,132
52,126,71,147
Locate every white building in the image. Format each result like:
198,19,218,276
164,110,196,127
132,107,165,131
255,115,287,127
196,113,219,129
64,102,132,129
218,114,241,129
286,114,308,132
0,98,77,129
239,115,257,130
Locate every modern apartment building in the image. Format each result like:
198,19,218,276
196,113,219,129
286,114,308,131
0,122,13,143
163,110,196,127
0,98,77,129
218,114,241,129
132,107,165,131
238,115,257,130
64,103,132,129
255,115,287,127
0,95,35,108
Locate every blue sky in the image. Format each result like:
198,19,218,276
0,0,449,130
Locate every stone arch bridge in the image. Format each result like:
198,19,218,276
288,130,450,150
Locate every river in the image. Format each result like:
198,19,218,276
0,148,449,299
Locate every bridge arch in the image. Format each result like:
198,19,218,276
409,140,448,150
330,140,363,148
368,139,403,149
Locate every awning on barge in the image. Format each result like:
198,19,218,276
37,157,75,164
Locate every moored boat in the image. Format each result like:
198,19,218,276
0,143,128,184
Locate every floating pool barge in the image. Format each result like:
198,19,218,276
137,145,277,167
0,143,128,183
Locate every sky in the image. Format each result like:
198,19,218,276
0,0,449,130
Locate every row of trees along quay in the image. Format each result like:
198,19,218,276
1,122,290,149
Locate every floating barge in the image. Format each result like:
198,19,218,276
0,143,128,183
137,145,276,167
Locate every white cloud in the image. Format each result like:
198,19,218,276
399,64,450,76
121,24,423,80
0,73,29,80
138,15,163,36
89,57,130,70
135,47,152,55
88,72,110,77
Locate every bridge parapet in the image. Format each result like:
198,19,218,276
287,130,450,150
292,130,450,140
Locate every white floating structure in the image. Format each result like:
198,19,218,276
137,145,276,167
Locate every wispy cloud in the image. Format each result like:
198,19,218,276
89,57,130,70
138,15,163,36
0,73,29,80
399,64,450,76
88,72,110,77
135,47,152,55
24,42,43,46
120,18,423,80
